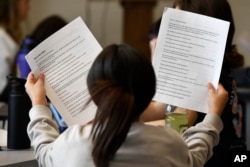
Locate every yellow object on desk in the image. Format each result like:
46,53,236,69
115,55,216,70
165,112,188,134
144,113,188,134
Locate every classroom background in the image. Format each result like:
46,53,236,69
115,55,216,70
24,0,250,65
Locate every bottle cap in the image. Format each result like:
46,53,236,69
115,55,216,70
7,76,27,93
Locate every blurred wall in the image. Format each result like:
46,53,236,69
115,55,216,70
228,0,250,66
25,0,173,47
25,0,250,66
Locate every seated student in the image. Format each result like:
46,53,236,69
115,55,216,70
0,0,30,103
142,0,246,166
174,1,246,166
25,44,228,167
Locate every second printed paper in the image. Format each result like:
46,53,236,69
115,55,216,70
152,8,230,113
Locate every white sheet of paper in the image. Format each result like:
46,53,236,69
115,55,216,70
25,17,102,125
152,8,230,113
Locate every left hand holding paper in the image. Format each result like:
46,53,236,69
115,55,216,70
25,72,48,106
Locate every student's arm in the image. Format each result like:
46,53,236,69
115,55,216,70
140,101,166,122
140,101,198,127
182,83,228,166
186,110,198,127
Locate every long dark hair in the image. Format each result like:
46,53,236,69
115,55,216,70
173,0,244,68
86,44,156,167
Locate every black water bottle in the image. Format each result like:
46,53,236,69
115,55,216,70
7,76,32,149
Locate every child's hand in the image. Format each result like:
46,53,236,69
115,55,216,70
25,72,47,106
207,83,228,116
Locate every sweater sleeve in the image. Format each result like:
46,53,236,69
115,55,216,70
182,112,223,167
27,105,60,166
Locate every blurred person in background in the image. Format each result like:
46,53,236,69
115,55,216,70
0,0,30,103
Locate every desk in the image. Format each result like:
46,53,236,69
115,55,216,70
237,88,250,151
0,149,36,166
0,129,36,166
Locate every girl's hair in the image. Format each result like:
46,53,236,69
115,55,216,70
0,0,23,43
173,0,244,68
87,44,156,167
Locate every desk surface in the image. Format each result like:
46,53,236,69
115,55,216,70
0,129,35,166
1,160,38,167
0,149,35,166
